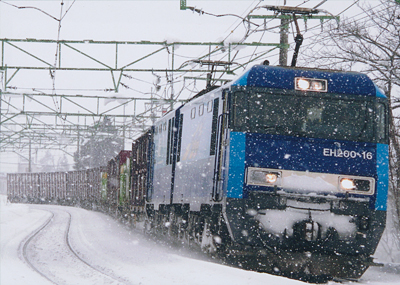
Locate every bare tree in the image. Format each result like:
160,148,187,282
302,0,400,260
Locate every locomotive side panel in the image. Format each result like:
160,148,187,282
152,111,176,209
173,91,222,211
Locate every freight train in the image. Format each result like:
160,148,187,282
7,64,389,281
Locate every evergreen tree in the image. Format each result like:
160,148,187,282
73,117,123,170
39,150,55,172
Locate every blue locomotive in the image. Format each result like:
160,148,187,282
145,64,389,279
7,63,389,280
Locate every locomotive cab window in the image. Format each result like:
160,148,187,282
232,92,249,129
231,91,381,143
297,98,374,142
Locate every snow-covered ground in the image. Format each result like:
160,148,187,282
1,195,399,285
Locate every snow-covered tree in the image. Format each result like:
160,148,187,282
56,155,69,172
39,150,55,172
73,117,123,170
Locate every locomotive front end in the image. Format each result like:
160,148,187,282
222,65,389,278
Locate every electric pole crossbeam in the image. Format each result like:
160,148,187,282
1,38,279,92
1,91,181,118
0,37,283,156
248,7,338,67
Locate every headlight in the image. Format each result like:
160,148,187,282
265,173,278,184
296,78,310,90
295,77,327,92
340,178,355,190
247,168,281,186
339,176,375,194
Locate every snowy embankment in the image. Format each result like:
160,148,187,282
1,194,399,285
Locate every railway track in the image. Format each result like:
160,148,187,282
11,203,399,285
20,212,56,284
19,207,129,285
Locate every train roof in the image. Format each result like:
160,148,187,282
115,150,132,166
230,65,385,98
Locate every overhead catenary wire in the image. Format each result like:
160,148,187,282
291,0,390,67
1,0,77,124
7,5,392,95
2,0,383,93
4,1,382,100
195,0,386,82
151,0,370,98
240,0,386,66
197,7,311,77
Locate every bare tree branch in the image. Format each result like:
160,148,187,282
301,0,400,261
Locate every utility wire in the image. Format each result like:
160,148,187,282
0,0,60,21
186,0,382,83
51,0,65,115
0,0,75,21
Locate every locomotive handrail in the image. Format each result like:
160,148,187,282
287,205,331,212
212,113,228,202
